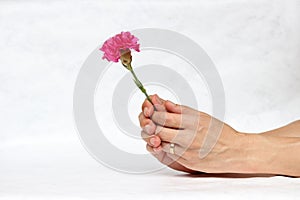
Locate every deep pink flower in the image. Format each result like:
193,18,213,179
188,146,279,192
100,31,140,62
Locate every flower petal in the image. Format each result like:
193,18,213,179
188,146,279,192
100,31,140,62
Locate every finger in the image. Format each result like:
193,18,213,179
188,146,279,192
139,112,150,127
141,94,162,117
153,110,200,129
165,100,198,115
141,94,156,117
151,111,184,129
141,98,154,118
151,94,167,112
139,113,156,134
146,144,155,154
142,94,166,117
155,125,184,146
153,144,188,163
141,131,161,147
165,152,183,162
146,144,163,160
159,142,188,158
158,126,201,149
152,94,165,105
165,152,189,167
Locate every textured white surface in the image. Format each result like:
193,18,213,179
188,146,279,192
1,0,300,199
1,139,300,200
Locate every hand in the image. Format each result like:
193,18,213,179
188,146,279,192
140,95,300,176
139,95,199,174
140,95,246,174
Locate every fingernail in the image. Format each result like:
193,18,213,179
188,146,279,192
150,138,156,146
143,107,149,116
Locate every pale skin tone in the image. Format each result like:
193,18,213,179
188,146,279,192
139,94,300,177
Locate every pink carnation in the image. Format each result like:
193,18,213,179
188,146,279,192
100,31,140,62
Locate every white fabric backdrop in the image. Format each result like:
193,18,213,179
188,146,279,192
0,0,300,199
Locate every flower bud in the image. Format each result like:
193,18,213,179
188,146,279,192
120,49,132,70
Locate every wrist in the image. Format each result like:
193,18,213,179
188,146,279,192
225,132,259,174
226,132,276,174
238,133,274,174
216,130,255,174
237,133,300,176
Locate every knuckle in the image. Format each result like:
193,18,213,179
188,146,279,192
142,99,148,108
146,144,152,152
155,126,164,136
161,142,168,150
138,112,142,117
165,113,174,126
140,118,150,128
140,132,149,141
157,133,166,143
138,114,146,127
141,104,145,111
153,112,163,124
138,112,143,121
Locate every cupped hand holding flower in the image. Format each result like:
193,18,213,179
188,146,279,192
139,94,244,174
139,95,300,177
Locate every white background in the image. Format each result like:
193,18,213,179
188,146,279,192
1,0,300,199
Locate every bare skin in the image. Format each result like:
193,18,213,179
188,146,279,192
139,94,300,177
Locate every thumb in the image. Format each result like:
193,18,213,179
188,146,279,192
149,94,166,114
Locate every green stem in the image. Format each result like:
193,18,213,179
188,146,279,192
128,65,156,110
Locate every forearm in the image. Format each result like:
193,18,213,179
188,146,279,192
261,120,300,137
240,134,300,177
